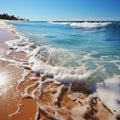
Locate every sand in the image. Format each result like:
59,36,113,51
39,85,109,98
0,20,118,120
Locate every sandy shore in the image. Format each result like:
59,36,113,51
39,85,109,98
0,20,118,120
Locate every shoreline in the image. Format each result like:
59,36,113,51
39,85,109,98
0,20,119,120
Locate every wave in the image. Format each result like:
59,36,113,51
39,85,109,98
48,21,114,29
6,34,120,85
48,21,120,29
48,21,70,25
70,21,112,28
5,31,105,84
6,38,98,88
5,22,120,82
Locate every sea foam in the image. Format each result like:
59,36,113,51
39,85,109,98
97,75,120,115
48,21,70,25
49,21,111,28
70,21,111,28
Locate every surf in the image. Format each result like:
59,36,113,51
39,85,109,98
2,21,120,115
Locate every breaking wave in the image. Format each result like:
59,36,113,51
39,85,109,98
48,21,70,25
4,21,120,83
49,21,112,28
70,21,112,28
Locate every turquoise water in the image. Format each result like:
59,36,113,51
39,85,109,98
11,21,120,82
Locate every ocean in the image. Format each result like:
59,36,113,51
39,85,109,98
6,21,120,114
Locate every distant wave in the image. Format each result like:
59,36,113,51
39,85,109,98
70,22,111,28
48,21,70,25
48,21,112,28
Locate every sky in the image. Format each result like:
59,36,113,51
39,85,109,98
0,0,120,21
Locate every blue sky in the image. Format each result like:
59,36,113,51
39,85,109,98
0,0,120,21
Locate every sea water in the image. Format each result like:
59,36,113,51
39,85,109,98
10,21,120,79
6,21,120,114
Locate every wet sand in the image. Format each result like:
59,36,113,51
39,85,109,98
0,28,38,120
0,22,118,120
0,27,55,120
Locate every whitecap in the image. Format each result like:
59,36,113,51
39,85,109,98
48,21,70,25
70,21,111,28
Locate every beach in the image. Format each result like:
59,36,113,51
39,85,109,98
0,20,119,120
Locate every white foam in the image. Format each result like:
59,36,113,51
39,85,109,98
0,21,6,25
0,71,9,86
70,22,111,28
5,38,33,53
48,21,70,25
97,75,120,115
0,21,14,31
9,104,21,118
53,85,66,105
5,24,35,54
30,56,97,85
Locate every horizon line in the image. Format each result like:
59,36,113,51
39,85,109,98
29,20,120,22
29,17,120,22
